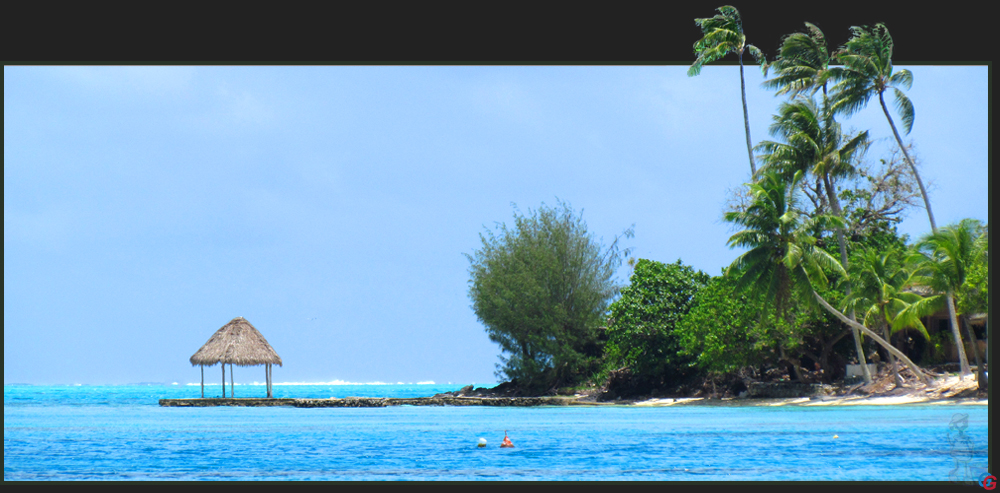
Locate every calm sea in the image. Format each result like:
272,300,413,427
3,384,990,481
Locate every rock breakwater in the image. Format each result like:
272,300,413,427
159,396,576,408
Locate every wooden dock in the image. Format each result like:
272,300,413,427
159,396,586,407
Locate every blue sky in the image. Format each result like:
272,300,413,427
3,65,987,385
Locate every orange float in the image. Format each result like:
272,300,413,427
500,430,514,448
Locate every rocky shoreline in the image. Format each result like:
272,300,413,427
159,396,584,408
159,375,986,408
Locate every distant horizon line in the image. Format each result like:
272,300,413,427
4,381,500,387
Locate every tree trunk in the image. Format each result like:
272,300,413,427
822,173,871,384
813,292,932,385
878,92,968,378
961,314,983,380
945,294,972,377
876,308,902,387
779,346,805,382
739,51,756,176
981,318,989,391
878,92,937,231
882,322,902,388
819,330,848,383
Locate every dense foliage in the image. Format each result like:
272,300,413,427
675,274,768,374
957,224,988,315
466,201,631,394
604,259,709,391
466,10,987,395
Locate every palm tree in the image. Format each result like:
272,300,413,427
842,246,942,387
957,224,989,316
688,5,765,175
830,23,938,232
958,225,989,388
910,219,985,378
762,22,835,219
755,95,873,382
763,22,837,98
725,170,932,385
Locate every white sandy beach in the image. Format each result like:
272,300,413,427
631,375,987,407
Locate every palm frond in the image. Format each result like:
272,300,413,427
810,246,846,278
746,44,766,69
892,88,915,134
689,44,735,76
690,6,747,77
888,69,913,90
829,79,875,117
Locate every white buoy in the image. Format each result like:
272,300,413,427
477,438,487,448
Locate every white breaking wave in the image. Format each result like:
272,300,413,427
185,380,440,386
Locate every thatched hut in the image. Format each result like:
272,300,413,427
190,317,283,398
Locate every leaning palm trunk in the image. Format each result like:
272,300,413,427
961,314,984,382
739,51,756,175
878,93,937,231
814,292,932,386
944,294,972,377
881,321,902,387
822,174,872,383
878,92,970,377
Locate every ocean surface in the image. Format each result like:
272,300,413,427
3,384,990,481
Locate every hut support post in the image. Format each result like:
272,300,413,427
200,365,204,398
230,364,235,398
266,363,271,398
222,364,226,398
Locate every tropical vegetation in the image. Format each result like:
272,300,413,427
603,259,709,394
465,200,632,394
467,10,986,397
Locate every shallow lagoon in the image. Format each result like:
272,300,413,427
3,384,989,480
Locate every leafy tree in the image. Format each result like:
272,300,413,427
679,270,854,384
910,219,986,377
843,246,941,387
724,170,931,384
604,259,709,391
688,5,765,175
724,145,921,247
465,200,632,394
676,273,774,374
838,145,922,242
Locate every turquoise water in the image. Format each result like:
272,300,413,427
3,384,990,480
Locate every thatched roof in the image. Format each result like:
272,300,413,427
190,317,283,367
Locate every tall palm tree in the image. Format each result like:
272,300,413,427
725,170,932,385
762,22,835,222
843,246,942,387
755,96,873,382
830,23,937,232
688,5,765,175
910,219,985,377
763,22,837,98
